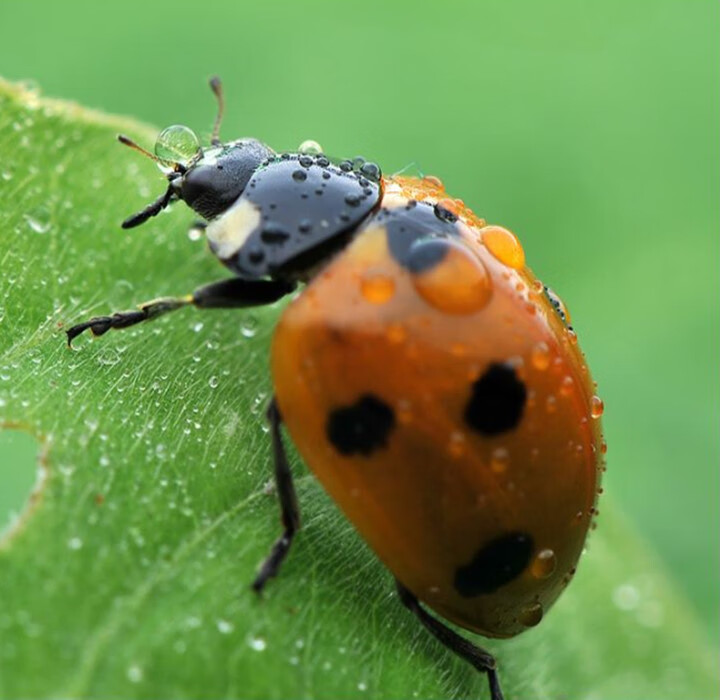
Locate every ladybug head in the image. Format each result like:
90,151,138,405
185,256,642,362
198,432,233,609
119,77,272,229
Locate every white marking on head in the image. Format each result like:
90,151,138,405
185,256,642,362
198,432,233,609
205,199,261,260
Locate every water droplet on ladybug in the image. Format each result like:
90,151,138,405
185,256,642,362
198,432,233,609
298,139,323,155
434,199,459,223
591,396,604,419
490,447,509,473
530,549,557,579
155,125,200,164
519,602,544,627
409,238,492,314
422,175,444,190
559,375,574,397
360,162,381,181
481,225,526,269
448,431,466,458
360,272,396,304
261,224,290,244
298,155,314,168
292,169,307,182
530,341,551,370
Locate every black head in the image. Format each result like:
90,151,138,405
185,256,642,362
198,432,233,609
119,77,273,229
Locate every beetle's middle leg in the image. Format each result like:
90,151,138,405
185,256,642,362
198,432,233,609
66,277,295,347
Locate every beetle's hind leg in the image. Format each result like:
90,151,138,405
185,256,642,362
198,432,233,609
252,397,301,593
395,580,504,700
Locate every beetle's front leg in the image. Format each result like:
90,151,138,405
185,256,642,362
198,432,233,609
66,277,295,347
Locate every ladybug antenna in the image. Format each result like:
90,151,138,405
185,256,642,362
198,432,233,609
209,75,225,145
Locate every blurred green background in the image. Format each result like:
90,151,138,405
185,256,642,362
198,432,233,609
0,0,717,648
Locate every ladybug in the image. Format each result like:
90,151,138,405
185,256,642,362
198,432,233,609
66,77,604,700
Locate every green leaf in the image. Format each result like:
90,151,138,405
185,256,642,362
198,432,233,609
0,79,717,700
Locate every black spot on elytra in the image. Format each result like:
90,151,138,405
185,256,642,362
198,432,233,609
454,532,534,596
326,394,395,456
465,363,526,435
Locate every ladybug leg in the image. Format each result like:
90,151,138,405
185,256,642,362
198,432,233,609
66,277,295,347
252,397,301,592
395,580,504,700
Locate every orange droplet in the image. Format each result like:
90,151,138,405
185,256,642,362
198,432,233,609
422,174,444,190
385,323,407,344
530,341,551,370
559,375,574,397
410,238,492,314
591,395,604,419
360,271,395,304
546,395,558,413
530,549,557,579
481,225,526,269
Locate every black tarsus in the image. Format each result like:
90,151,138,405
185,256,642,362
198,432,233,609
65,278,295,347
395,580,505,700
252,397,301,592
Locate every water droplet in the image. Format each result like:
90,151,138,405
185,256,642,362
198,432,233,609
248,636,267,651
67,537,83,550
292,169,307,182
1,168,13,181
591,395,604,418
188,225,204,241
208,376,219,389
481,225,525,269
240,315,258,338
490,447,509,473
546,395,558,413
360,272,396,304
96,349,122,367
613,583,640,611
358,681,368,692
530,342,551,371
217,619,234,634
385,323,406,344
530,549,557,579
127,664,143,683
24,206,52,234
559,375,574,397
434,198,461,222
422,175,444,190
447,431,466,458
410,238,492,314
298,139,323,155
360,162,381,180
155,125,200,164
519,602,543,627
